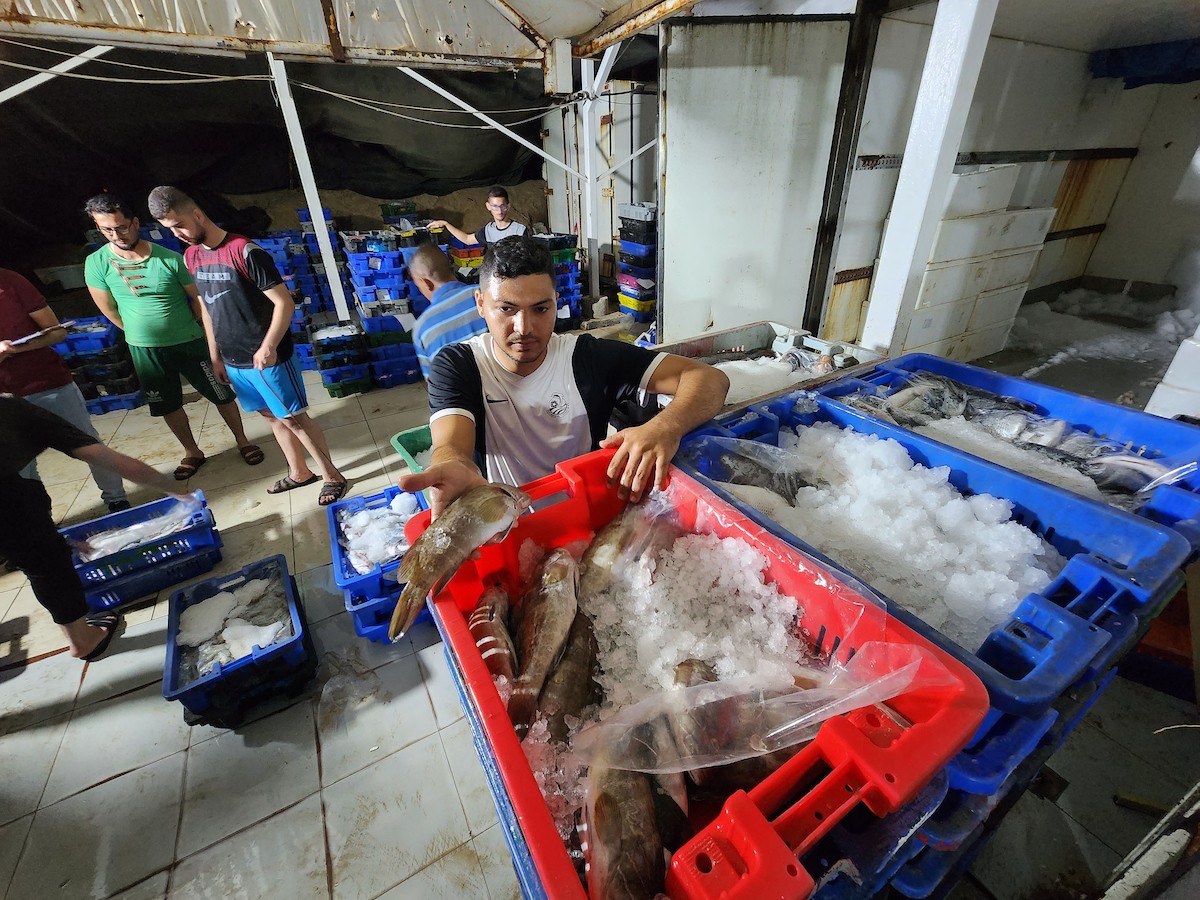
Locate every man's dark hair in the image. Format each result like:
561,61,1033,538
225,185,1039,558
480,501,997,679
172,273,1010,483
480,235,553,289
147,185,197,220
408,241,454,284
83,193,137,222
486,185,510,203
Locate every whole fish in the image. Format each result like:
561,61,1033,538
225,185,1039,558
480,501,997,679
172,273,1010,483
468,586,518,682
509,549,579,736
581,763,666,900
388,484,531,642
578,502,684,602
716,450,811,506
538,611,601,743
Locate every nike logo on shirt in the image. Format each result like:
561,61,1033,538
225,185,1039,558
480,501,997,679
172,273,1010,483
204,289,232,304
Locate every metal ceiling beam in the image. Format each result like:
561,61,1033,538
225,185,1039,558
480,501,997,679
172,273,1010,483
0,44,112,105
575,0,697,57
397,65,583,179
597,138,656,180
482,0,548,49
267,52,351,321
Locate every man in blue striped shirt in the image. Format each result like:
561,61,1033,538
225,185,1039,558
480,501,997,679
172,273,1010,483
409,243,488,378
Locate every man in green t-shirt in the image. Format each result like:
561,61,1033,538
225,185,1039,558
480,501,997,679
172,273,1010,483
84,193,264,480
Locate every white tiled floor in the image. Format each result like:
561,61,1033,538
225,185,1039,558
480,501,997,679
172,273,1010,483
0,377,521,899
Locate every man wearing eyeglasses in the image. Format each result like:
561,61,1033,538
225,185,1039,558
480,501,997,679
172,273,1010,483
427,185,527,249
83,193,262,481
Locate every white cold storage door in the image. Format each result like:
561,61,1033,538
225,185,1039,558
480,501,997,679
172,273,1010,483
659,18,848,341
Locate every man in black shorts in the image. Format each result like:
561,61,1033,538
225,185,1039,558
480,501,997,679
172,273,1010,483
400,235,730,516
0,395,189,660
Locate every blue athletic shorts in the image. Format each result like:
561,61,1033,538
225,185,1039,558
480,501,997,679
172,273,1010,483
225,356,309,418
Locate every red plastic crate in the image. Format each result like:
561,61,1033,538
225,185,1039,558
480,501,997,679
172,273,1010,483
403,450,988,899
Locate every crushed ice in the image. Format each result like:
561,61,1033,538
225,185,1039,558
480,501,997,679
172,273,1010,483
337,492,421,575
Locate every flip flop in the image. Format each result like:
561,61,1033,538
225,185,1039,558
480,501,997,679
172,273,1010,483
174,456,207,480
81,612,122,662
239,444,265,466
267,474,320,494
318,480,349,506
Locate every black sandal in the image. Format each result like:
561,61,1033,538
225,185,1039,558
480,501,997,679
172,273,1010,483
81,612,122,662
239,444,265,466
267,474,320,494
318,480,349,506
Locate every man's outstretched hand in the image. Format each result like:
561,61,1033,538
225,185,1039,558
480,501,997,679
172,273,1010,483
398,457,487,520
600,419,679,503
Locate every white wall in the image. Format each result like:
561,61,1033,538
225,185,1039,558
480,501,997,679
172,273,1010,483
834,18,1160,273
1088,83,1200,300
659,18,847,340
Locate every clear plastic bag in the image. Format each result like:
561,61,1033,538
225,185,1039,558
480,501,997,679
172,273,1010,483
678,436,825,506
573,641,954,776
74,491,204,561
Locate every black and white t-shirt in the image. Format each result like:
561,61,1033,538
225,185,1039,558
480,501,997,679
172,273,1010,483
473,221,527,248
427,333,667,487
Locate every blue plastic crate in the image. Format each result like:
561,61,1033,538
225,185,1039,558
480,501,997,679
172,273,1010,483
311,326,364,354
360,315,408,335
819,354,1200,559
85,391,144,415
85,546,223,612
369,343,418,363
370,360,421,387
56,317,120,353
678,392,1191,716
412,297,431,316
320,363,369,385
325,486,429,602
163,555,316,726
62,492,218,587
618,301,655,324
617,237,656,258
618,260,655,280
297,207,331,223
344,585,432,643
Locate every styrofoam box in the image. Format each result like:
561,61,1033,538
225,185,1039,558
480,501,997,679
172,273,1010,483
33,264,86,290
905,296,974,351
986,245,1042,292
1145,382,1200,420
943,165,1020,218
917,256,992,309
1161,338,1200,389
969,283,1028,332
929,212,1010,264
953,320,1016,362
994,209,1056,252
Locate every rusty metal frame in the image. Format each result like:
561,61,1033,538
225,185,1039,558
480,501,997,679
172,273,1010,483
805,0,885,336
575,0,698,57
483,0,548,49
0,43,112,104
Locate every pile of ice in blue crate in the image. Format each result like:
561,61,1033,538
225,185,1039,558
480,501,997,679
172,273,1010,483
675,356,1199,899
52,317,145,414
162,554,317,728
60,492,223,612
616,202,657,324
325,486,429,643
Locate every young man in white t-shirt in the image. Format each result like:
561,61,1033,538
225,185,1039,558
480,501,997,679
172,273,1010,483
427,185,528,248
404,235,730,517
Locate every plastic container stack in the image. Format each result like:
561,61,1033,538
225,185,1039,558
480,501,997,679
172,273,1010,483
258,221,352,318
669,353,1200,898
60,492,223,612
162,555,317,728
310,321,370,398
616,202,658,323
53,317,145,414
551,248,583,332
324,486,429,643
359,314,421,388
448,233,484,282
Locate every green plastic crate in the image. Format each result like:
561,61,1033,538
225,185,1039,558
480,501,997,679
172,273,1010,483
389,424,432,473
549,248,576,265
367,331,414,348
324,377,371,399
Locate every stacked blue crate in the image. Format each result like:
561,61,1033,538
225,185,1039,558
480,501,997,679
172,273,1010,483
678,383,1194,899
553,255,583,332
53,318,146,413
324,488,429,642
616,206,658,323
139,224,184,254
61,493,222,611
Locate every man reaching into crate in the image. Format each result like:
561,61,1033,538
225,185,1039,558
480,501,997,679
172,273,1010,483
426,185,527,249
0,395,191,660
147,187,349,506
402,235,730,517
83,193,263,480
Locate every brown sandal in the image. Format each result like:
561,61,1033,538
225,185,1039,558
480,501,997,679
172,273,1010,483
174,457,206,480
267,474,319,494
239,444,265,466
318,480,349,506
